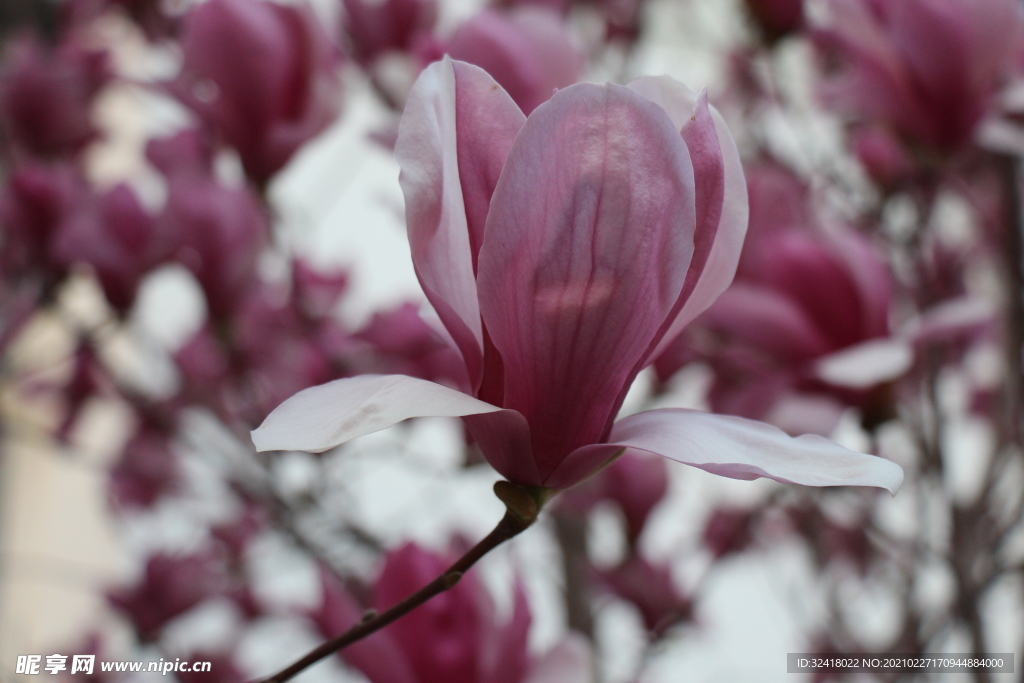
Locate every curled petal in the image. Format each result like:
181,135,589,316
628,76,749,356
396,58,524,388
571,409,904,494
251,374,503,452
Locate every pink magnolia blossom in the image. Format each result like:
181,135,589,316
312,542,590,683
107,551,226,641
597,555,693,636
173,0,341,184
150,131,266,319
343,0,438,64
51,183,174,312
108,424,181,509
0,162,86,280
656,162,908,432
442,8,585,114
252,59,902,495
558,452,669,544
0,36,109,159
816,0,1024,154
702,505,757,558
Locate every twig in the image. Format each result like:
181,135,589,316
256,481,551,683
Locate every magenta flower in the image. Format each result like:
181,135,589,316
51,183,174,312
173,0,341,184
343,0,438,65
816,0,1024,154
559,452,669,544
312,542,590,683
0,36,109,159
597,555,693,636
253,58,902,494
656,162,908,432
444,7,585,114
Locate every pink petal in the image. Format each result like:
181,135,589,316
814,337,912,389
476,83,696,480
250,374,504,453
395,57,525,389
701,282,832,362
566,409,904,494
828,230,893,339
463,409,540,486
447,8,584,115
627,77,748,357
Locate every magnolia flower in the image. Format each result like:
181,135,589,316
173,0,341,184
0,36,109,159
655,161,909,434
444,7,585,114
253,58,902,494
816,0,1024,154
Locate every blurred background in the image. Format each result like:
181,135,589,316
1,0,1023,680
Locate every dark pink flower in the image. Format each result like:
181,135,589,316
816,0,1024,154
656,162,907,431
254,59,902,495
558,452,669,544
109,425,180,508
343,0,438,64
291,259,349,318
312,543,589,683
443,8,584,114
354,302,468,385
107,552,225,641
702,506,757,558
0,162,86,280
598,555,693,636
0,36,109,159
174,0,341,184
156,162,266,320
51,183,172,312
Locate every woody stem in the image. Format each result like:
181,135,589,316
257,482,547,683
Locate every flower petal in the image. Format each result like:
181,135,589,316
568,409,904,494
395,57,525,388
628,77,749,357
476,82,696,478
251,374,503,453
814,337,913,389
447,8,584,115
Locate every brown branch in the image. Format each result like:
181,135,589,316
257,481,550,683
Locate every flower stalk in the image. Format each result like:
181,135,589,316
259,481,549,683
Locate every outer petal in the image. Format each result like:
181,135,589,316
395,57,525,388
476,82,696,479
251,374,506,452
562,409,903,494
628,76,749,357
